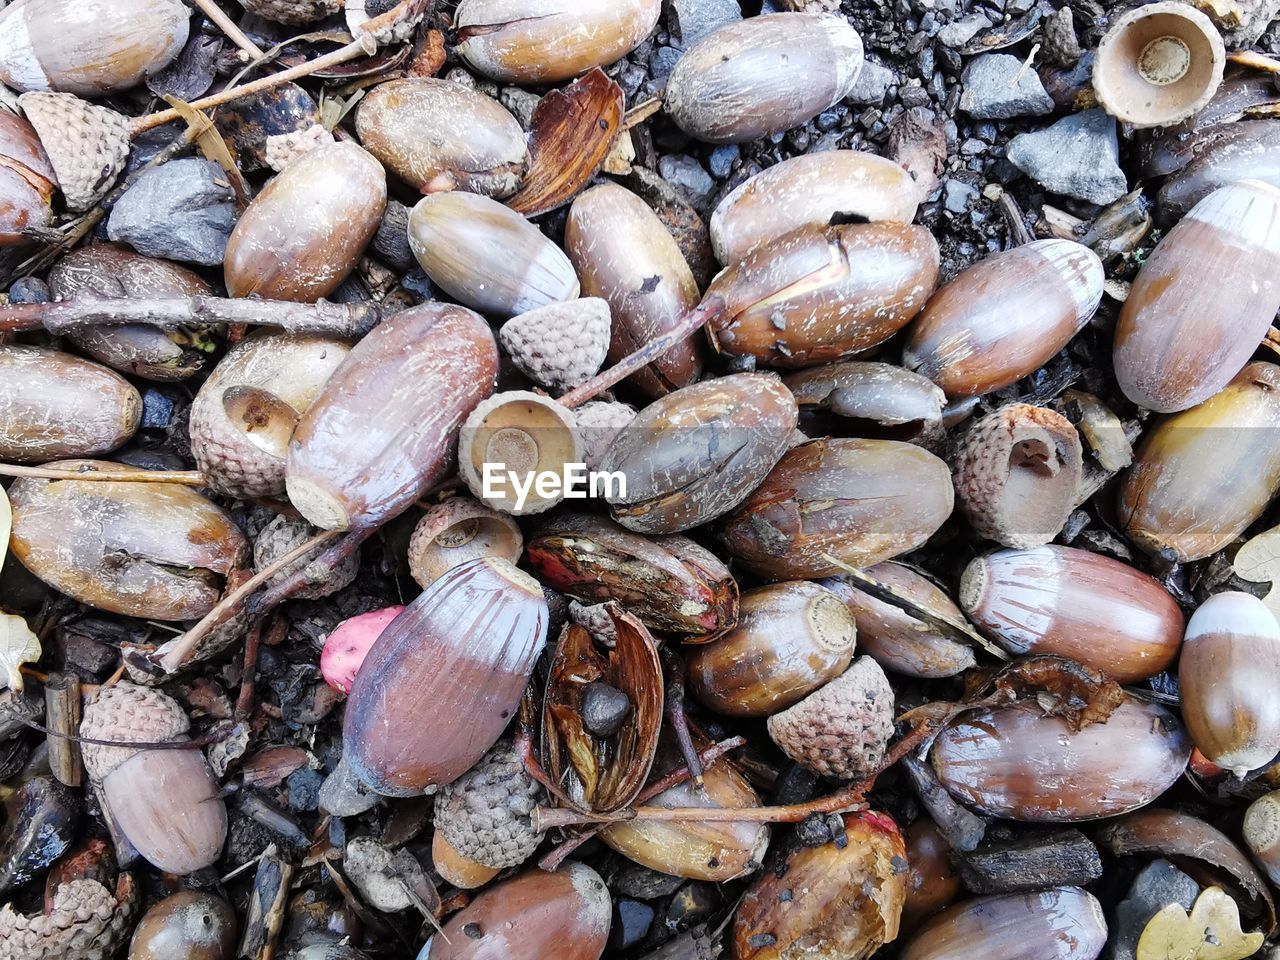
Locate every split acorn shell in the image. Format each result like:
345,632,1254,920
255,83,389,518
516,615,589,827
0,108,56,246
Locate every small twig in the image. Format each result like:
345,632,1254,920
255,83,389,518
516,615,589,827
621,97,663,131
998,192,1035,247
192,0,266,57
1011,42,1040,86
44,673,82,787
19,714,237,750
661,646,703,787
0,464,208,485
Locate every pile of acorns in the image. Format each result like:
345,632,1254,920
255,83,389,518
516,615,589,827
5,0,1280,959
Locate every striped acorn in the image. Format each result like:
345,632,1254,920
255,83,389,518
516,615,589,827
901,888,1107,960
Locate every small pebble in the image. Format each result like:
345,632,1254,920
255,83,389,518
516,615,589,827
581,681,632,737
610,900,656,950
708,144,740,178
141,389,176,430
7,276,49,304
659,154,715,205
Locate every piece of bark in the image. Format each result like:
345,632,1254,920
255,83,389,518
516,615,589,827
239,844,295,960
44,673,82,787
955,829,1104,894
901,755,986,853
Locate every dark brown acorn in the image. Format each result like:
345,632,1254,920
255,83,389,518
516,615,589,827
0,108,56,246
901,819,962,934
900,888,1107,960
1156,120,1280,223
128,892,237,960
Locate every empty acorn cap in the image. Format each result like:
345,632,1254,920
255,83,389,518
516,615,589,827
1093,1,1225,129
18,92,130,212
408,496,524,588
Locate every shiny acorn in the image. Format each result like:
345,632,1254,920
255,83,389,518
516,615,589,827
903,239,1104,397
1157,120,1280,223
786,361,946,447
0,108,55,246
901,888,1107,960
1114,180,1280,413
666,14,864,143
128,891,237,960
901,819,962,934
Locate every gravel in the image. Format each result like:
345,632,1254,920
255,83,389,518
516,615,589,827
670,0,742,47
959,54,1054,119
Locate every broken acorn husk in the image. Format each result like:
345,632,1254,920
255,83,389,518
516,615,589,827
785,361,947,447
0,108,56,247
407,496,523,589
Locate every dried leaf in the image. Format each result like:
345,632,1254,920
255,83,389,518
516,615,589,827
1138,887,1264,960
507,68,624,217
0,615,40,693
1233,526,1280,621
241,746,309,789
161,94,251,204
0,482,9,578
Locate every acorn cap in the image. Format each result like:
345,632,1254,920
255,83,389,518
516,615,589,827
499,298,612,395
407,496,523,589
573,400,637,471
263,123,336,173
766,656,894,780
80,683,189,783
568,600,619,647
254,514,359,599
18,92,130,212
433,740,543,870
0,877,138,960
239,0,342,24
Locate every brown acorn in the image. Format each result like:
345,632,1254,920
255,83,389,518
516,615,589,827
128,891,237,960
343,558,548,796
1156,121,1280,224
408,496,523,589
785,361,946,447
18,91,130,212
0,107,56,246
901,819,962,934
901,888,1107,960
431,832,500,891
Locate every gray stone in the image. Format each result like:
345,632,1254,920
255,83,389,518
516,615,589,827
650,46,683,81
708,144,740,178
499,86,541,129
1007,109,1128,204
944,179,979,213
107,158,235,266
319,757,381,817
848,60,895,104
659,154,715,204
959,54,1054,119
1106,859,1199,960
937,12,990,47
671,0,742,46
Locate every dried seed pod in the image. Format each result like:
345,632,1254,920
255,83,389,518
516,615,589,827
665,14,864,144
526,513,738,639
8,461,247,620
1118,362,1280,562
930,698,1191,821
1244,790,1280,886
48,244,214,381
710,151,920,265
901,888,1107,960
707,222,940,369
687,581,855,717
960,545,1183,683
433,740,543,871
128,891,237,960
733,811,907,960
344,558,548,796
80,684,227,873
237,0,340,26
0,875,139,960
0,0,188,95
901,819,962,934
190,331,351,498
1156,120,1280,224
0,108,55,246
286,303,498,531
722,438,953,580
356,78,528,198
565,183,702,398
17,91,130,212
785,361,946,447
903,240,1104,398
454,0,661,84
952,404,1084,549
423,863,611,960
823,563,977,679
225,142,387,302
1179,591,1280,777
1092,2,1224,129
409,190,579,317
408,496,523,589
499,299,612,395
1114,181,1280,413
0,345,140,463
600,373,797,534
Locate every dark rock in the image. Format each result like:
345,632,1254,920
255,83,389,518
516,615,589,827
581,681,632,737
658,154,715,206
1105,859,1199,960
937,12,990,47
612,865,687,900
7,276,49,304
1007,109,1128,204
959,53,1054,118
956,829,1103,894
141,389,176,430
287,768,324,813
944,179,979,213
610,900,656,950
1042,7,1082,67
849,60,895,104
107,158,236,265
670,0,742,47
708,144,740,178
499,86,541,129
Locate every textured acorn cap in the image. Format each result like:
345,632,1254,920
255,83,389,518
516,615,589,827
573,400,638,471
80,683,189,783
499,298,612,395
0,877,138,960
263,123,336,172
238,0,341,24
766,656,894,780
433,740,543,870
18,92,130,212
254,514,359,599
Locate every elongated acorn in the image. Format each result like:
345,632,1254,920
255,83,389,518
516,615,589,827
0,108,55,246
901,819,962,934
901,888,1107,960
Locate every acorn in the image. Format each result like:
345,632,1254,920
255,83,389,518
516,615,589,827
959,545,1184,683
903,239,1104,398
565,183,702,398
710,151,920,265
767,656,894,780
929,697,1191,821
454,0,661,84
706,222,940,369
408,496,523,589
573,400,637,471
422,863,611,960
734,811,907,960
48,244,215,381
823,564,977,679
237,0,341,25
1156,120,1280,224
1243,790,1280,886
722,438,954,580
0,874,138,960
18,91,130,212
431,832,500,891
665,14,864,144
80,684,227,874
0,0,188,95
0,345,140,463
900,888,1107,960
254,515,359,600
355,78,528,198
1178,591,1280,777
224,142,387,302
901,818,962,934
498,299,612,395
286,303,498,532
128,891,237,960
0,107,56,246
190,331,351,499
599,373,797,534
785,361,946,447
343,558,548,796
409,191,580,318
432,740,543,870
952,404,1083,549
1118,362,1280,562
687,581,855,718
1113,180,1280,413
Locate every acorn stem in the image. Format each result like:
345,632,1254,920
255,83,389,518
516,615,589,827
0,464,208,485
191,0,266,58
661,647,704,787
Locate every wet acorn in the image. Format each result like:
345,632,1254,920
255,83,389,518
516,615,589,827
1157,120,1280,223
343,558,548,796
786,361,946,447
687,581,855,717
1114,180,1280,413
0,108,56,246
1179,591,1280,777
566,183,703,398
356,78,528,198
128,891,237,960
0,0,189,96
224,142,387,302
901,888,1107,960
903,239,1104,397
901,819,962,933
960,545,1183,683
0,346,140,463
1119,362,1280,562
409,191,580,317
454,0,661,84
665,14,865,143
722,438,954,580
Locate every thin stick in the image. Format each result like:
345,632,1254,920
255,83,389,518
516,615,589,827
661,647,704,787
44,673,82,787
192,0,266,58
0,464,207,485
